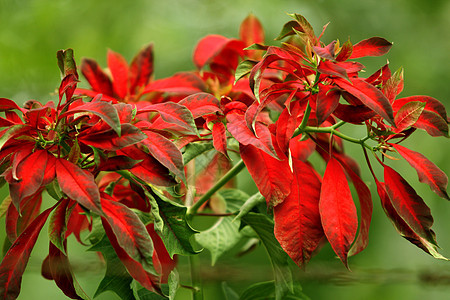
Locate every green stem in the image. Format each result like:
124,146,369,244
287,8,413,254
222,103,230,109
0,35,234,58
295,101,312,135
187,159,245,219
189,255,203,300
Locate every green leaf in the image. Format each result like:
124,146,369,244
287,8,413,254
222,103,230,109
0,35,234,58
182,142,214,165
196,189,249,265
235,60,258,84
168,269,179,300
146,189,200,258
132,281,167,300
0,195,12,219
240,213,293,300
88,234,135,300
0,124,28,151
48,199,71,254
57,48,77,77
234,192,265,221
46,180,63,200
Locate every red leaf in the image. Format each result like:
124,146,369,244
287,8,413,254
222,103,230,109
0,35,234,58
334,77,395,126
384,165,436,244
0,98,25,113
275,103,302,154
313,41,336,61
240,144,292,207
143,72,206,95
316,84,341,125
8,150,48,207
107,50,130,99
48,242,85,299
240,14,265,59
350,37,392,59
141,131,186,183
274,159,324,268
333,104,376,124
319,158,358,268
227,113,278,158
392,144,449,200
394,101,426,132
178,93,221,119
336,157,373,256
335,39,353,62
137,102,197,135
58,74,78,102
0,205,54,300
61,100,121,136
212,122,228,157
48,198,70,253
101,194,156,273
377,180,446,259
102,219,159,292
147,224,177,283
129,44,154,93
56,159,102,215
289,138,316,162
130,155,177,187
317,60,348,80
193,35,230,69
78,124,147,151
80,58,114,97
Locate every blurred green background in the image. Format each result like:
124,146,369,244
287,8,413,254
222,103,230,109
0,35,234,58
0,0,449,299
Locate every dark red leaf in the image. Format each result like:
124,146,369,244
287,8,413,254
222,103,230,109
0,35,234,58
147,224,177,283
350,37,392,59
61,100,121,136
58,74,78,102
137,102,197,135
335,39,353,62
212,122,228,157
80,58,114,97
0,98,25,113
392,144,449,200
0,205,54,300
129,44,154,93
334,77,395,126
107,50,129,99
130,155,177,187
274,159,324,268
316,84,341,125
317,60,348,80
98,156,140,172
313,41,336,61
319,158,358,268
240,143,292,207
384,165,436,244
48,198,71,253
143,72,206,95
102,219,159,292
178,93,221,119
78,123,147,151
141,131,186,183
56,159,102,215
333,104,376,124
101,194,156,273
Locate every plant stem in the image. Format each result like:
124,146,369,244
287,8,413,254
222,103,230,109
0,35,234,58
189,255,203,300
186,159,245,219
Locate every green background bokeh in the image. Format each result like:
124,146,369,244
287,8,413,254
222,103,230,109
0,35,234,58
0,0,449,299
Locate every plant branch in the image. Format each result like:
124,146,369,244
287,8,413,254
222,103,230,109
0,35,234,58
186,159,246,219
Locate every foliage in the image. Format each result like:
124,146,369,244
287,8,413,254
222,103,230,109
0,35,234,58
0,12,448,300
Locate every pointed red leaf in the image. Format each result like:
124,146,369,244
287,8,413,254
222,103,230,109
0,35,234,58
102,219,159,292
384,165,436,244
0,98,25,113
227,113,278,158
377,180,446,259
319,158,358,268
178,93,221,119
335,39,353,62
316,84,341,125
313,41,336,61
193,35,230,69
392,144,449,200
101,195,156,274
240,14,265,46
334,77,395,126
78,124,147,151
0,205,54,300
137,102,197,135
141,131,186,183
58,74,78,102
147,224,177,283
289,138,316,162
61,100,121,136
333,104,376,124
48,242,85,299
317,60,348,80
130,155,177,187
8,150,48,207
240,144,292,207
394,101,426,132
56,159,102,215
80,58,114,97
143,72,206,95
129,44,154,93
336,157,373,256
212,122,228,157
350,37,392,59
107,49,129,99
274,159,324,268
275,103,302,154
48,198,70,253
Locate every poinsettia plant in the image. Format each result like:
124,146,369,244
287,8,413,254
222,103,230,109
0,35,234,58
0,12,448,300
